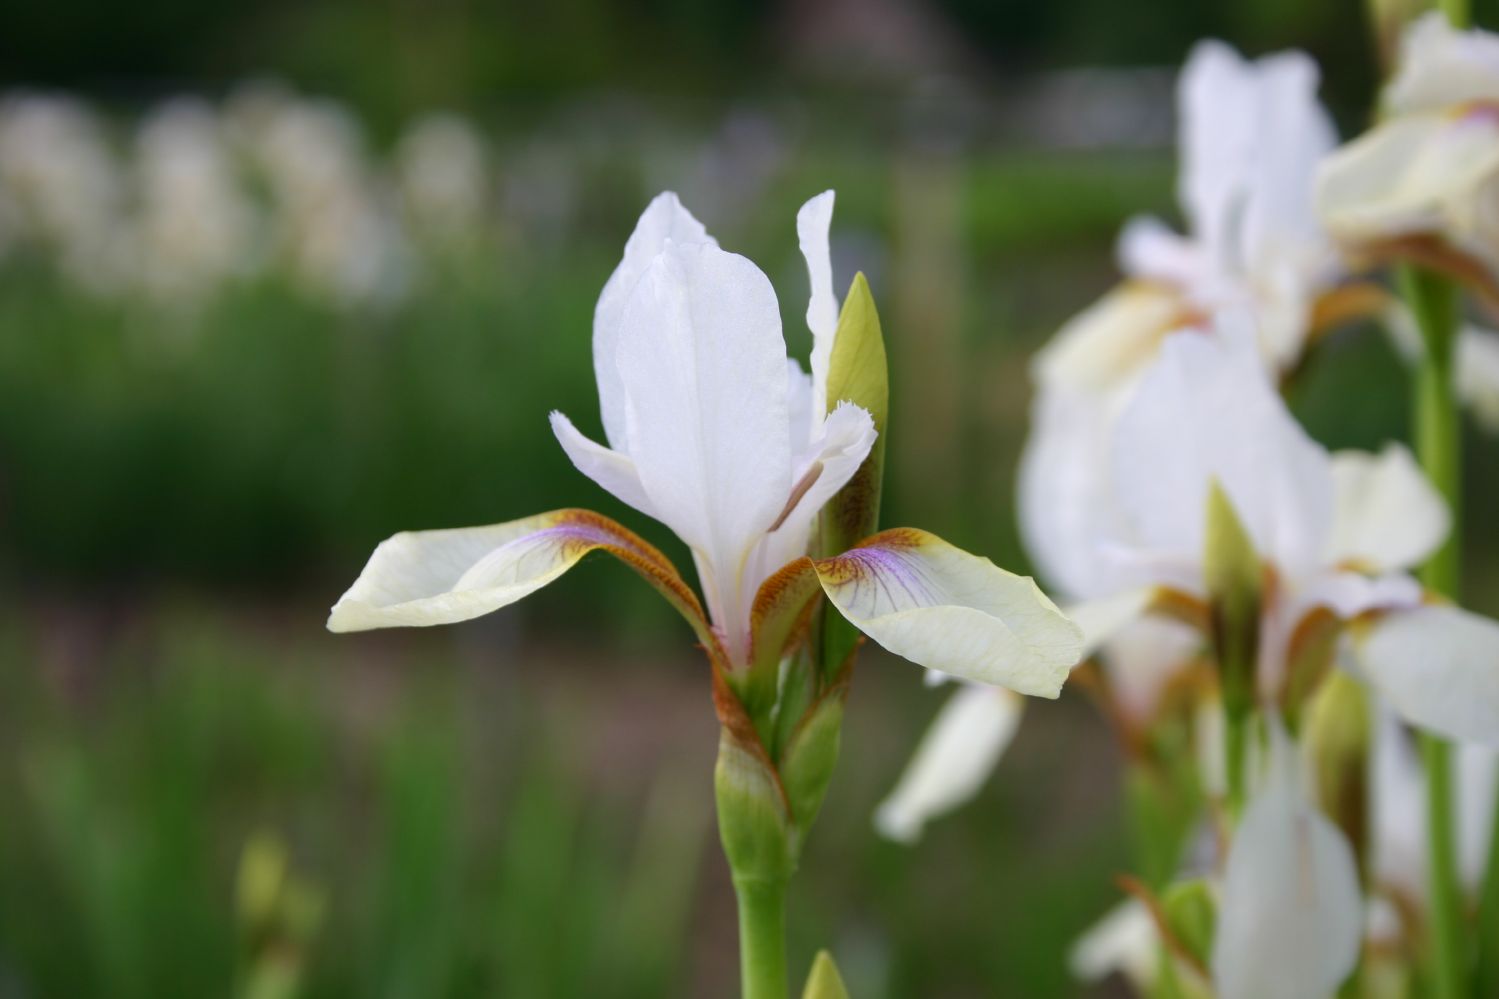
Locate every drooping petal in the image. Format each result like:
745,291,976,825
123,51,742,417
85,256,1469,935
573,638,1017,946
813,529,1084,695
797,190,838,421
1385,12,1499,114
1211,722,1363,999
594,193,716,449
1030,281,1190,395
1117,216,1207,290
1065,586,1163,659
614,240,793,653
326,509,716,650
1352,604,1499,746
549,410,656,517
874,683,1024,843
1325,444,1450,572
1457,325,1499,432
1070,900,1159,990
1109,329,1335,582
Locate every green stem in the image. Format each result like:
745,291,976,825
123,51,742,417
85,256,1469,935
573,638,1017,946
1401,264,1466,998
734,877,789,999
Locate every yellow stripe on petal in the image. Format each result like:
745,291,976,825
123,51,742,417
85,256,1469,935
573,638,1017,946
813,529,1084,697
327,508,717,653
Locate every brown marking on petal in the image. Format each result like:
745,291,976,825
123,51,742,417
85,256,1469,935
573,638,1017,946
1114,874,1211,980
747,556,824,669
769,462,824,532
1148,586,1211,634
1360,235,1499,320
1281,605,1344,729
850,527,929,550
1308,281,1394,338
547,509,726,664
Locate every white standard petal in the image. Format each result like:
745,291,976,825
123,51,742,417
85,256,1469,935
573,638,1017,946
1353,604,1499,746
814,530,1085,696
549,410,656,518
614,240,792,653
1178,40,1260,261
874,684,1023,843
1457,325,1499,433
744,400,877,593
593,192,716,449
1324,444,1449,572
1109,329,1335,581
797,189,838,422
1211,722,1364,999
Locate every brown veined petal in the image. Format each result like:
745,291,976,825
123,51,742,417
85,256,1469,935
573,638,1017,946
811,529,1084,697
327,508,720,657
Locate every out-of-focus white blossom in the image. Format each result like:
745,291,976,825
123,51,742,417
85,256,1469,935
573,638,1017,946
132,98,257,302
0,93,130,293
395,112,490,250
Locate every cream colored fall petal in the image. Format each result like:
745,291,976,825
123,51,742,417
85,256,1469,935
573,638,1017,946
1325,443,1449,572
814,529,1084,696
1353,605,1499,746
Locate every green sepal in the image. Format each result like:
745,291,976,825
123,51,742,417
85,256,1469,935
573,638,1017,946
1203,480,1260,723
714,729,796,883
801,950,851,999
1159,879,1217,973
819,273,889,675
779,685,848,833
1303,669,1372,883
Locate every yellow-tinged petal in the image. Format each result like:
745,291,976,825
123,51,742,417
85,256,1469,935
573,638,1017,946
327,508,717,652
814,529,1084,696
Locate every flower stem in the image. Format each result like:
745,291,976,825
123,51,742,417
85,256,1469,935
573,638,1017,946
1440,0,1471,29
1400,264,1466,999
734,877,789,999
1224,708,1249,824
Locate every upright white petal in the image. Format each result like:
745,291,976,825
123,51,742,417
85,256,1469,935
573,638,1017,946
1457,326,1499,433
614,241,792,653
874,684,1023,843
1212,723,1363,999
1109,330,1334,582
594,193,716,448
1354,604,1499,746
549,411,656,517
1325,445,1449,572
797,190,838,421
1386,12,1499,114
1179,41,1260,265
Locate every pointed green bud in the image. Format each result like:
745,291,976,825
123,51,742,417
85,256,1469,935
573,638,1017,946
1203,480,1261,723
714,730,796,882
237,830,289,931
1303,669,1372,883
779,689,847,833
819,273,889,673
801,950,851,999
1160,879,1217,972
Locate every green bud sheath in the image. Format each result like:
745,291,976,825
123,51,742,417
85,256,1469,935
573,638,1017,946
801,950,852,999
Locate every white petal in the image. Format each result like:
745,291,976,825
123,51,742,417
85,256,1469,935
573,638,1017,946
815,530,1084,696
1178,40,1261,259
874,684,1023,843
614,240,793,651
1109,329,1334,581
1317,114,1499,249
1117,215,1207,289
549,410,656,517
1325,444,1450,572
784,358,815,457
1354,604,1499,746
797,190,838,421
1070,900,1159,989
1031,282,1187,395
594,192,716,449
744,401,877,594
1065,586,1160,660
327,509,695,633
1212,723,1364,999
1100,616,1203,724
1386,12,1499,113
1457,326,1499,433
